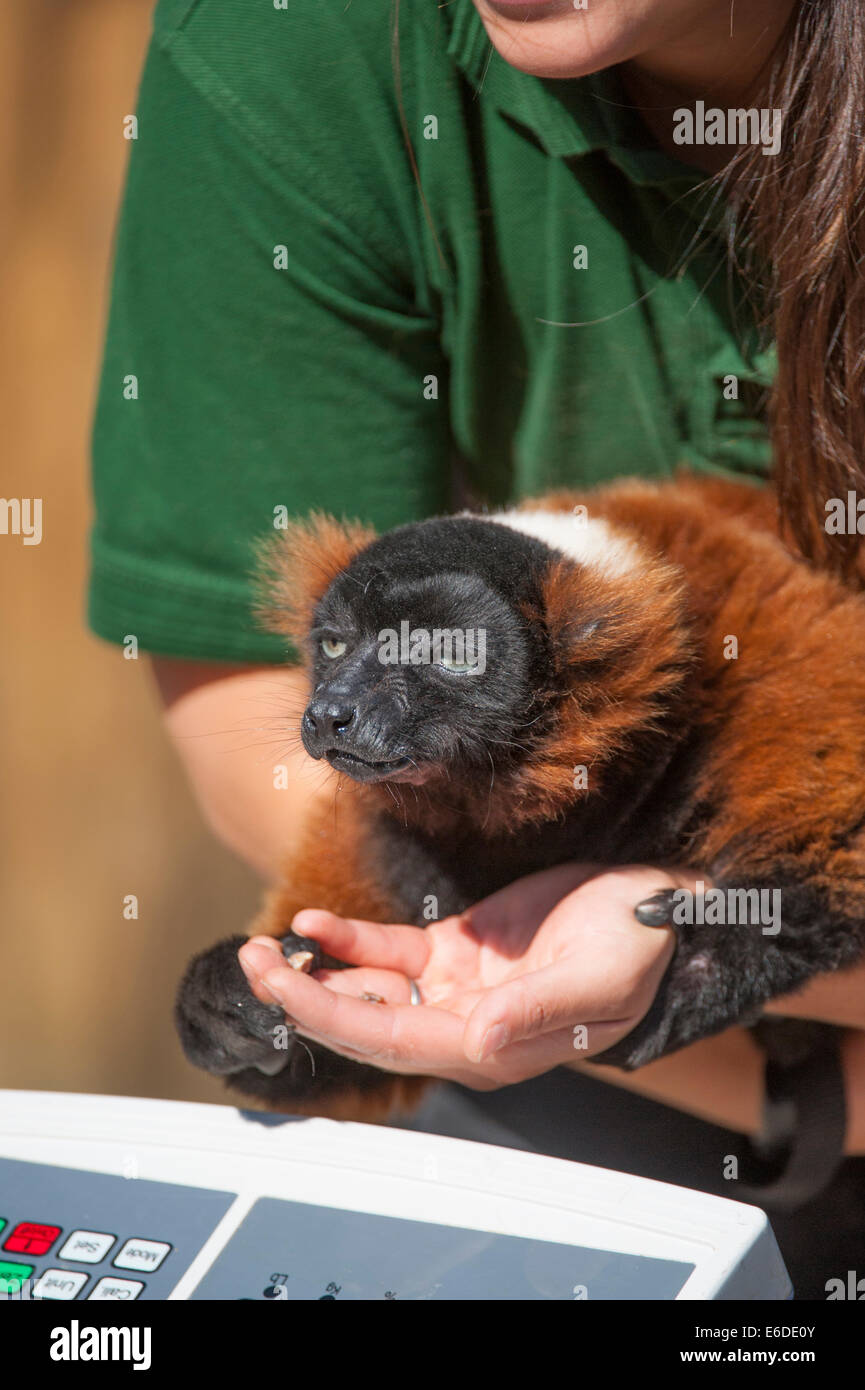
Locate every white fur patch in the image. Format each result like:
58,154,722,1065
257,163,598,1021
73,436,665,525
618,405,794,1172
485,509,641,579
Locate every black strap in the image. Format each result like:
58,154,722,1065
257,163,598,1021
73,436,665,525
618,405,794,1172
738,1023,847,1211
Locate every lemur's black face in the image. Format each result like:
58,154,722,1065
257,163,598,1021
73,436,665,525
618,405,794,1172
301,518,555,784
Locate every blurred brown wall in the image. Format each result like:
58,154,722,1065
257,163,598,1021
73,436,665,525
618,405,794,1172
0,0,259,1106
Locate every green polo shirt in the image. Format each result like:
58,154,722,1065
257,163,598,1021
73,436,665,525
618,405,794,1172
88,0,774,663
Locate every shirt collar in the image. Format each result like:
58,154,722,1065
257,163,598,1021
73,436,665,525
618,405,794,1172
445,1,707,188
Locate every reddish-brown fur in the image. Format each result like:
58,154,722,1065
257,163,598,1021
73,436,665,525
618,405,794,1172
248,474,865,1119
255,513,377,652
245,777,432,1120
537,476,865,922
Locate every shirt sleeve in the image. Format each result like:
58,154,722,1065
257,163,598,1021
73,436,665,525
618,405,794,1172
88,0,450,663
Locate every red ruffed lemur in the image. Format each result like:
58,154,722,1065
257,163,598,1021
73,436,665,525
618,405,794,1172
175,472,865,1134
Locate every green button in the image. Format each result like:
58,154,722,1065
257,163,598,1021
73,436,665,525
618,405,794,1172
0,1218,5,1235
0,1260,34,1295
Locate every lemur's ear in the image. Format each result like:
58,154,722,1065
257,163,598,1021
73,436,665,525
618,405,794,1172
254,513,377,643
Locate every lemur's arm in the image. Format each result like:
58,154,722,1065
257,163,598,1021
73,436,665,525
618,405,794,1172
172,775,434,1119
589,876,865,1070
174,928,430,1120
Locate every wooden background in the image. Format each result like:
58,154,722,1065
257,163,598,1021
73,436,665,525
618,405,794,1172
0,0,258,1106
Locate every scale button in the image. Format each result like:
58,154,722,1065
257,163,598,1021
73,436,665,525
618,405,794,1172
33,1269,88,1301
113,1238,171,1272
88,1276,144,1301
3,1221,61,1256
0,1260,34,1294
58,1230,116,1264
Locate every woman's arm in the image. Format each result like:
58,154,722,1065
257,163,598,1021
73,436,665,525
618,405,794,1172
569,1026,865,1155
150,658,325,882
574,953,865,1137
567,1026,766,1136
762,960,865,1029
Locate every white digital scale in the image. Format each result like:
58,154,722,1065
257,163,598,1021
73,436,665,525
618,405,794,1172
0,1090,792,1301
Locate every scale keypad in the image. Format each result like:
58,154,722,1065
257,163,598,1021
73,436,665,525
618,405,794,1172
0,1157,234,1301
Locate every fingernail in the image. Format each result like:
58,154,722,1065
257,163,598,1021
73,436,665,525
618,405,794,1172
238,954,257,984
477,1022,509,1062
239,940,284,981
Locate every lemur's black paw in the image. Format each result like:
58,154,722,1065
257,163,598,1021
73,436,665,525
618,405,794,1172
175,934,295,1079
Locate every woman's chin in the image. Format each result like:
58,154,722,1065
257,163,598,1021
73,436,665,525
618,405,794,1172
473,0,632,82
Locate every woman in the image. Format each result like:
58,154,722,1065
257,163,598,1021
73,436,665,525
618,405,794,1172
90,0,865,1294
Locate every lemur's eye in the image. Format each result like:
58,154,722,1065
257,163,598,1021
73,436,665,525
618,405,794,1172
321,637,347,659
437,654,481,674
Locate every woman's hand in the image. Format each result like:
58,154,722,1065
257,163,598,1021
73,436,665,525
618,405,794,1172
237,864,681,1090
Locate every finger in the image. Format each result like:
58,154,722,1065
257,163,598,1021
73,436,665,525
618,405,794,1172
239,942,415,1010
289,909,432,977
314,966,417,1005
434,1023,581,1089
461,960,637,1063
443,1017,636,1088
257,968,629,1085
294,1014,581,1084
257,962,465,1071
238,938,291,1003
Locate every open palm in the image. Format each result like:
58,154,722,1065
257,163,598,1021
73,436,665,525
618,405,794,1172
238,863,678,1088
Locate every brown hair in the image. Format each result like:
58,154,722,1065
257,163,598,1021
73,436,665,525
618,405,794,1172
724,0,865,579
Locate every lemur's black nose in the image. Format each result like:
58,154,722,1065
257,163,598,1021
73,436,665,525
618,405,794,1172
304,697,357,746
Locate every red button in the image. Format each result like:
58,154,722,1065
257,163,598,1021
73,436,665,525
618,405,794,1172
3,1222,61,1255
